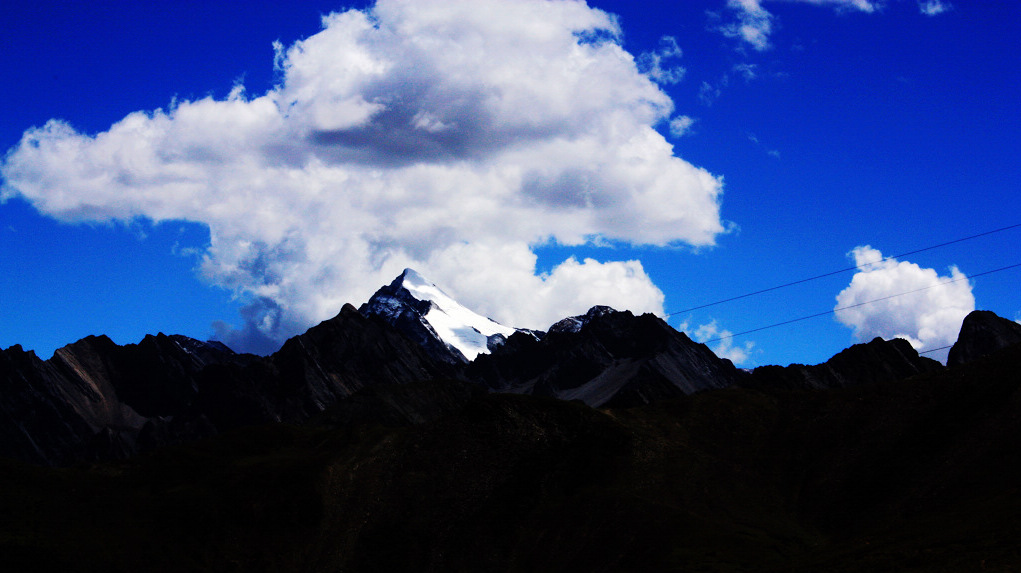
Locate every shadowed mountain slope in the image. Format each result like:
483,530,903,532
0,304,457,464
467,307,744,408
0,334,247,465
1,341,1020,572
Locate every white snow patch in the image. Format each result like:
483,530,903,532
400,269,517,361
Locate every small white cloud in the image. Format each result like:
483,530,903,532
686,319,756,365
918,0,951,16
834,245,975,363
669,115,696,137
720,0,773,52
748,132,780,158
718,0,881,52
733,63,758,81
170,241,203,258
638,36,686,85
411,111,452,133
699,76,728,106
806,0,880,12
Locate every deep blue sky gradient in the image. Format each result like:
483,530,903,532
2,1,1019,365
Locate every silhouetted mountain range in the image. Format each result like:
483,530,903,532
8,269,997,465
2,271,1021,570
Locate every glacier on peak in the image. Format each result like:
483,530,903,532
360,268,519,362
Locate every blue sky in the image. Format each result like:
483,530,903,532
2,0,1018,366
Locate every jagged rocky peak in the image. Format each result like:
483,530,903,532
468,306,743,408
361,270,435,321
548,305,618,334
947,310,1021,367
359,268,520,363
166,334,238,361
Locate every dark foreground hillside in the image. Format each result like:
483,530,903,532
2,342,1021,572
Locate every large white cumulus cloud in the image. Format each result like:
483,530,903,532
1,0,726,352
834,246,975,363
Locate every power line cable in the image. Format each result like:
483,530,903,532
700,262,1021,345
665,222,1021,318
918,344,954,356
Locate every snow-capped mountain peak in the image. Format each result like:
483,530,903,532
360,268,519,362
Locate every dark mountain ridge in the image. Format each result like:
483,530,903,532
3,261,1015,468
745,336,944,391
948,309,1021,367
3,266,1021,570
0,333,247,465
0,302,458,465
1,338,1020,572
467,306,744,407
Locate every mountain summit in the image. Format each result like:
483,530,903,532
947,310,1021,367
359,268,520,363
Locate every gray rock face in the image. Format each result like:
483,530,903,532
747,337,944,391
0,345,96,465
947,310,1021,367
0,334,244,465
